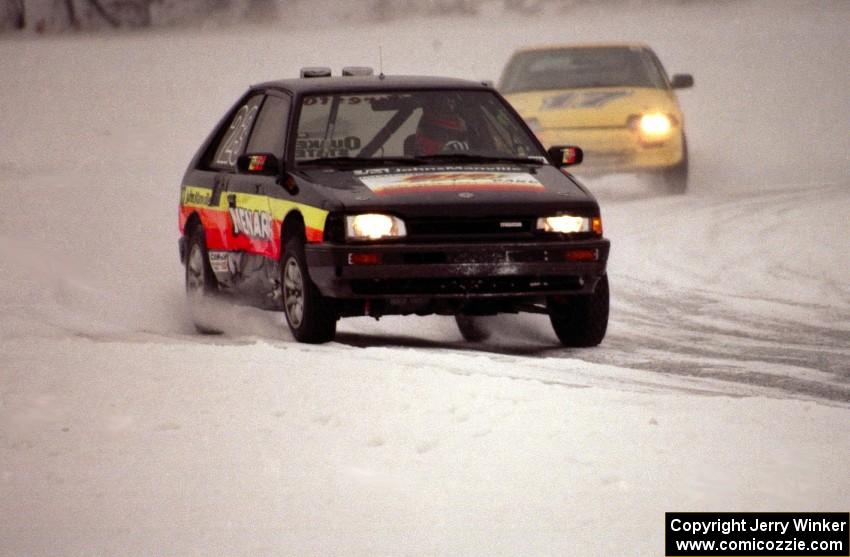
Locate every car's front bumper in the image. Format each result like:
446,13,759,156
538,127,684,173
305,239,610,299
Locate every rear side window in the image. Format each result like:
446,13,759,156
246,94,291,157
210,94,263,171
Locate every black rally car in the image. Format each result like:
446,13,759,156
178,68,610,345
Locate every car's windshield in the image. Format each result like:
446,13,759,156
294,89,544,164
500,47,667,93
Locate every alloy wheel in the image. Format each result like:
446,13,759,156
283,258,305,328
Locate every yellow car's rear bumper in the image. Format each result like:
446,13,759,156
537,127,684,173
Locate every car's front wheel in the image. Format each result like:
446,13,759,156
282,236,337,344
185,226,222,334
548,275,609,347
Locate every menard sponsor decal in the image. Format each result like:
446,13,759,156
230,207,273,240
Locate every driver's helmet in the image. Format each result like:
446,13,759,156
415,98,470,155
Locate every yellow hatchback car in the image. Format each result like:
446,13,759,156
499,44,693,192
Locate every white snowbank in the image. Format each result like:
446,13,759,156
2,337,847,556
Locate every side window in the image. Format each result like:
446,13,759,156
246,94,291,157
210,94,263,171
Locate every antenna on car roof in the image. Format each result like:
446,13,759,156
378,45,385,80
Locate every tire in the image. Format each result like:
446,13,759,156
658,135,689,194
549,275,609,347
281,236,337,343
455,315,491,342
185,226,222,334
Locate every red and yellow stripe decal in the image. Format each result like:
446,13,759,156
179,185,328,260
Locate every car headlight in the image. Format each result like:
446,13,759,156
345,214,407,241
637,113,674,139
537,215,592,234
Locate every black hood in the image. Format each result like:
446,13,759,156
293,164,599,218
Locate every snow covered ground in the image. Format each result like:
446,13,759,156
1,1,848,555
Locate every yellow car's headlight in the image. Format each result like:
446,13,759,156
345,214,407,241
638,113,673,137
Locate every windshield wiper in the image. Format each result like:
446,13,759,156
411,153,547,165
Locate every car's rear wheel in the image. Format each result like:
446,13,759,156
282,236,337,344
658,135,689,194
185,226,222,334
549,275,609,347
454,315,491,342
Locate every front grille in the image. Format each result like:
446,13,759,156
582,151,632,167
398,248,553,265
405,216,535,242
350,275,582,296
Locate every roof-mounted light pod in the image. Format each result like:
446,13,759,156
300,67,332,78
342,66,374,77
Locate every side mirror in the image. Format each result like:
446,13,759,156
236,153,280,176
671,74,694,89
548,145,583,168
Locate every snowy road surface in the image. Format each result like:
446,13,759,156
1,1,848,555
